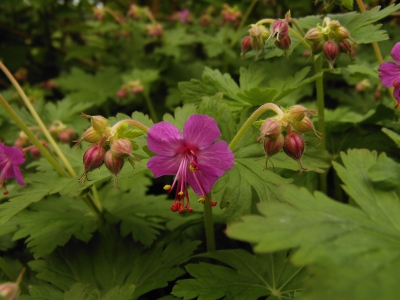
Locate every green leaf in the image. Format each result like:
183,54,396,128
179,67,244,105
226,149,400,300
382,127,400,148
64,283,136,300
19,285,64,300
172,250,307,300
340,0,353,10
367,153,400,190
12,196,97,258
29,227,200,299
55,67,122,105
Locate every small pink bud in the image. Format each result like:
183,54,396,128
374,91,381,100
132,85,144,94
270,19,289,40
241,36,252,56
311,40,324,55
110,139,132,157
256,118,282,142
79,144,106,183
263,134,284,169
30,147,41,158
304,28,323,42
104,150,124,178
116,89,128,99
274,35,291,51
338,40,355,61
283,133,307,174
0,282,19,300
59,131,71,143
323,40,339,69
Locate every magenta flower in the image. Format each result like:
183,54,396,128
178,9,192,24
378,42,400,108
0,142,25,194
147,114,234,213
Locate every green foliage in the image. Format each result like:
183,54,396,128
172,250,308,300
226,149,400,300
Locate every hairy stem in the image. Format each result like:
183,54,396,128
314,55,328,194
229,103,284,150
0,61,77,177
0,95,69,177
203,197,216,252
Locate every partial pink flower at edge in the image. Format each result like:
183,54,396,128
0,142,26,194
378,42,400,109
146,114,234,213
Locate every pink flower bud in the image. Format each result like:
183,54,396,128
274,35,291,51
263,134,284,169
256,118,282,142
59,131,71,143
323,40,339,69
110,139,132,157
311,40,324,55
338,40,355,61
241,36,252,56
0,282,19,300
30,147,41,158
82,144,106,174
284,133,307,174
132,85,144,94
304,28,323,42
270,19,289,40
104,150,125,179
116,89,128,99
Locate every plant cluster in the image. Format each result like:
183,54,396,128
0,0,399,299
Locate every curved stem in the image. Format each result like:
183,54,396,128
314,55,328,194
230,0,259,48
0,61,77,177
112,119,149,133
229,103,284,150
289,18,305,36
0,95,69,177
203,196,215,252
143,93,158,123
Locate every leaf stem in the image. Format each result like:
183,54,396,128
0,95,69,177
203,197,216,252
0,61,77,177
143,93,159,123
314,55,328,194
229,103,284,150
230,0,259,48
0,256,16,281
112,119,149,133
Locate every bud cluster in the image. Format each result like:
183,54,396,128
220,4,242,27
304,17,357,70
76,114,142,187
116,80,145,99
146,22,163,38
241,11,291,59
256,105,321,174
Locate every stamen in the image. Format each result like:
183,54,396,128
198,197,205,203
178,191,184,196
163,185,171,190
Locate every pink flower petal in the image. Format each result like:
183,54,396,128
393,84,400,108
147,154,182,178
391,42,400,64
2,145,25,165
378,62,400,88
147,121,185,156
196,141,234,177
187,168,218,196
12,166,25,185
183,115,221,149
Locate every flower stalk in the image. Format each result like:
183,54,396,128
203,195,216,252
0,61,77,177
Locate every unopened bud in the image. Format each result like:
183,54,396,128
0,282,19,300
275,35,291,51
80,126,103,144
288,105,317,122
323,40,339,69
304,28,323,42
59,131,71,143
132,86,144,94
311,40,324,55
116,89,128,98
338,40,355,61
270,19,289,40
291,116,322,139
104,150,124,178
110,139,132,157
241,36,252,56
82,144,106,173
30,147,41,158
256,118,282,142
82,113,109,133
283,132,306,174
264,134,284,168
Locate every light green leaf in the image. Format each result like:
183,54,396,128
19,285,64,300
172,250,308,300
226,149,400,300
64,283,136,300
382,127,400,148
